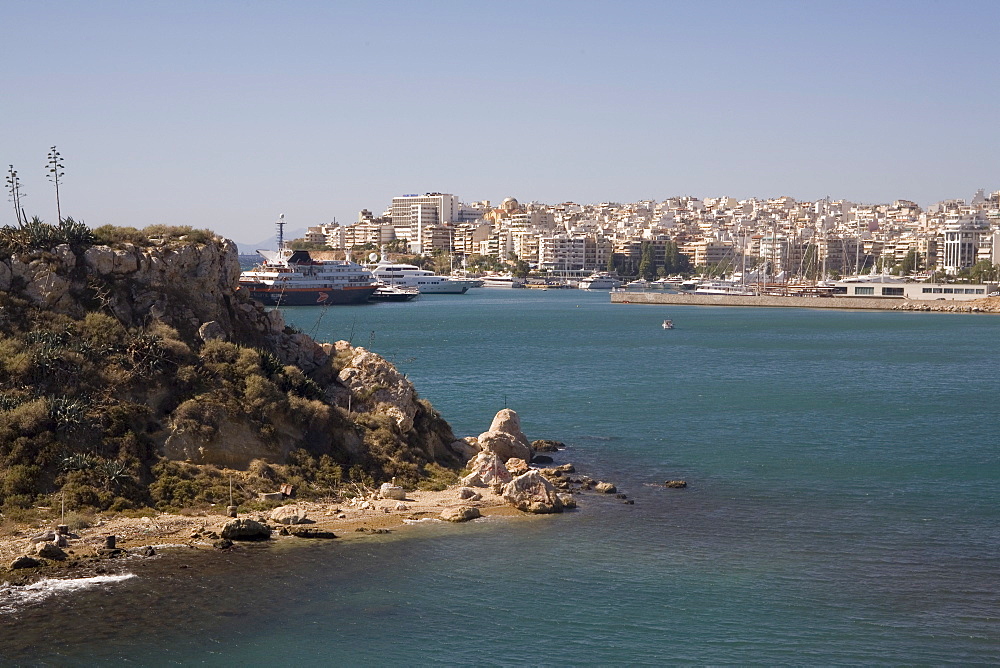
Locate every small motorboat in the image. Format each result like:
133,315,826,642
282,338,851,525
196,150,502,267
662,319,674,329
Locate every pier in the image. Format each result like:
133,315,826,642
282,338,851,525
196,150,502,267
610,291,989,312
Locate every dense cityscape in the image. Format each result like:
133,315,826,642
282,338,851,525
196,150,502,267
300,189,1000,280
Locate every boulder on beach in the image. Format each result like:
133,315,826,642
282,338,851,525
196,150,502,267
9,555,41,570
220,518,272,541
457,487,482,501
502,470,564,514
379,483,407,501
35,542,68,561
440,506,481,522
269,505,307,525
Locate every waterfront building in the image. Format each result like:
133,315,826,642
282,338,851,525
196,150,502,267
942,218,989,274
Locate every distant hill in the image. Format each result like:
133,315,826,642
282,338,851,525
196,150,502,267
235,227,306,255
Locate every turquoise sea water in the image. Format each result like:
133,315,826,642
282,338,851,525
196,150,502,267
2,290,999,665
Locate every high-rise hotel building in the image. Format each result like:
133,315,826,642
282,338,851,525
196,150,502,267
390,193,460,253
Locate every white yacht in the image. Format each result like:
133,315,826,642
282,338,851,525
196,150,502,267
578,272,622,290
693,281,757,296
482,274,526,288
370,259,469,294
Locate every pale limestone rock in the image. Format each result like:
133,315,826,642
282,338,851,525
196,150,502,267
502,470,564,514
269,505,307,525
198,320,227,342
84,246,115,274
35,542,68,560
465,451,512,487
460,472,485,488
52,244,76,268
476,409,532,463
458,487,482,501
505,458,529,476
379,483,407,501
595,481,617,494
477,430,531,464
489,408,523,436
336,346,418,432
450,437,481,461
112,246,139,273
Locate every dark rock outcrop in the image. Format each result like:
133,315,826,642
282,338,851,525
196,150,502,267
220,518,271,541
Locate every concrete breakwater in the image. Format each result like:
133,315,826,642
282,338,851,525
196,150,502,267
611,291,1000,313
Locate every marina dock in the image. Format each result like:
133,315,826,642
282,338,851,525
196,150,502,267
610,291,988,311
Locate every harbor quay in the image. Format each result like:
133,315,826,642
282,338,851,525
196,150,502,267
610,291,1000,313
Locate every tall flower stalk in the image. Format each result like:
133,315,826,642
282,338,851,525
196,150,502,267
5,165,26,225
46,146,65,222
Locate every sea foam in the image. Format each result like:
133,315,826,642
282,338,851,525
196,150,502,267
0,573,136,615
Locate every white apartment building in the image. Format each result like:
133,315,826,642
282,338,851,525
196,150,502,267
538,234,586,271
942,219,989,274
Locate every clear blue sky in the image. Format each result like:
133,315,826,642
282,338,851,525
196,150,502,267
3,0,998,243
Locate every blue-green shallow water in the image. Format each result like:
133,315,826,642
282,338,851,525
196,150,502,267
2,291,998,665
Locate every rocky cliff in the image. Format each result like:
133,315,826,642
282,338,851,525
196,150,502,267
0,225,465,512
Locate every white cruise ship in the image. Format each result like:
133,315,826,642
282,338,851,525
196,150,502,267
370,259,470,294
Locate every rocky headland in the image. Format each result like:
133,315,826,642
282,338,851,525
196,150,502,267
0,222,620,583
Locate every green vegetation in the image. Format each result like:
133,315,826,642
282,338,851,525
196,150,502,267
0,221,463,518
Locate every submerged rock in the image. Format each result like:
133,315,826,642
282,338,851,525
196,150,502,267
665,480,688,488
440,506,481,522
531,439,565,452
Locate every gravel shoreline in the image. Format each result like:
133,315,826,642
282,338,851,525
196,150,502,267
0,486,522,585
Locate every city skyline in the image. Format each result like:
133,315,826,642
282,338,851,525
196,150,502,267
4,1,998,242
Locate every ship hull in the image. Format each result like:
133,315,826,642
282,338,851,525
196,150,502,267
245,285,377,306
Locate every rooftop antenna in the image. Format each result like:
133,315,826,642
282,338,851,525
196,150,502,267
276,213,285,251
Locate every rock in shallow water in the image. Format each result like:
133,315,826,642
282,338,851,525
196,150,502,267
440,506,481,522
220,518,271,541
502,470,564,514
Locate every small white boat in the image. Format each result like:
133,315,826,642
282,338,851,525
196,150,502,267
662,319,674,329
369,283,419,302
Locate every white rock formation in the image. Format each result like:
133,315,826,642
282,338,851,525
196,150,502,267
476,409,532,463
502,470,564,514
463,451,512,488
